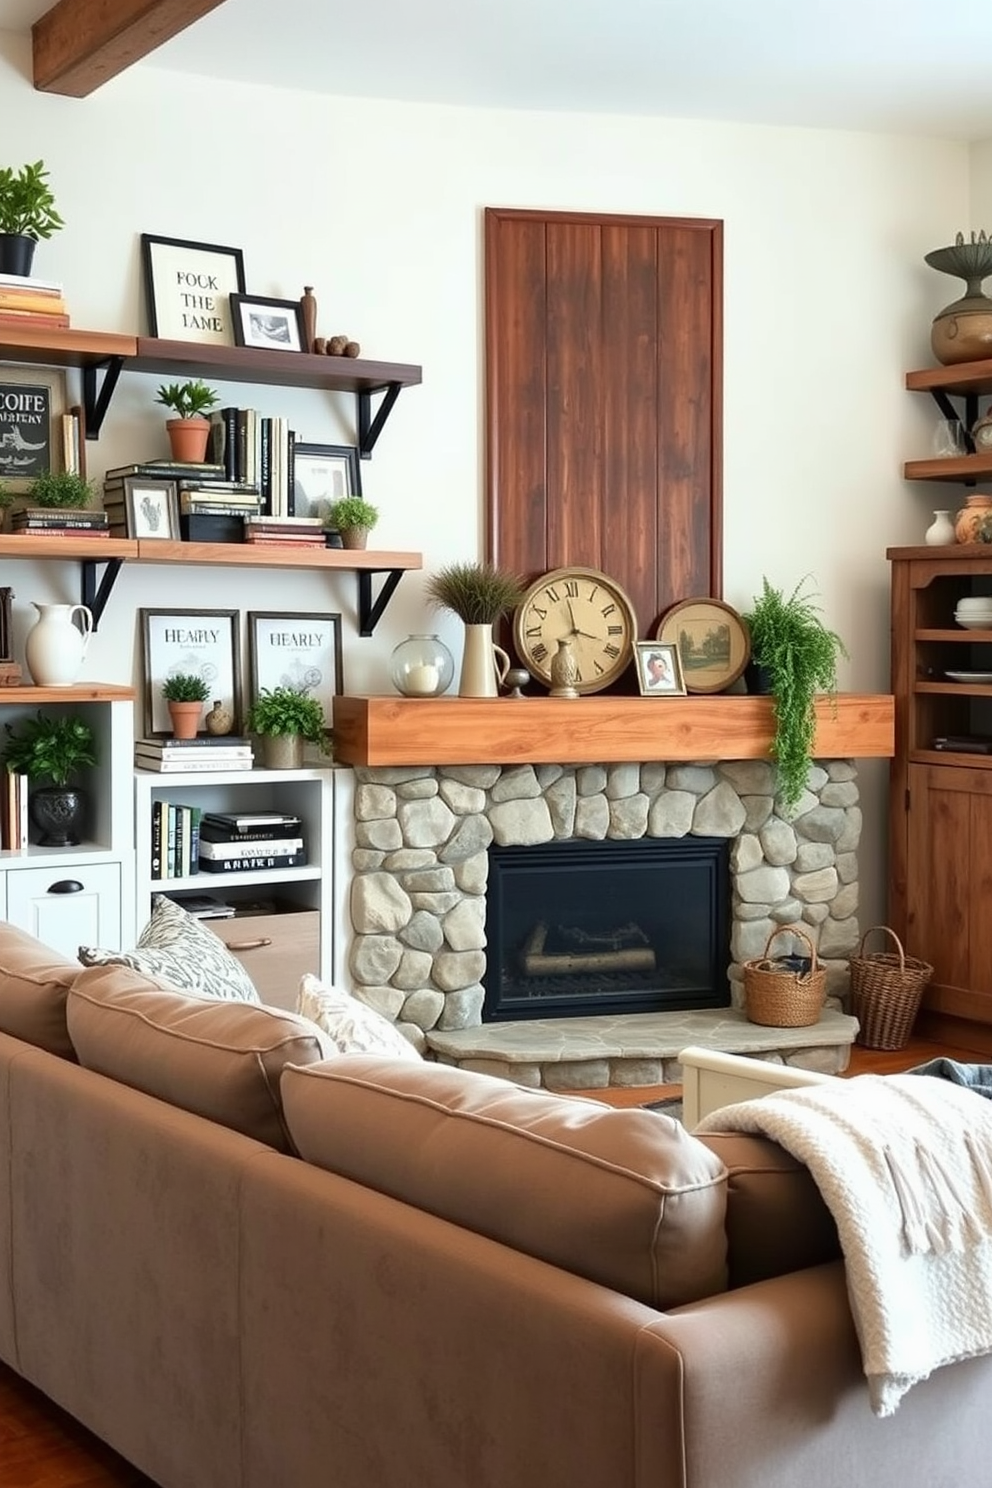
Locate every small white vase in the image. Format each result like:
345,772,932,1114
458,622,511,698
924,509,956,546
24,602,93,686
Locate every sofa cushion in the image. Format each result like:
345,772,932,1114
0,921,79,1058
296,974,422,1060
281,1057,729,1308
79,894,260,1004
67,963,336,1151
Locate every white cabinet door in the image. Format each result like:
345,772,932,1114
6,863,121,958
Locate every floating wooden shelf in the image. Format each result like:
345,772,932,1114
332,693,896,767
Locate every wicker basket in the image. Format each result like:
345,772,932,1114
849,925,933,1051
743,927,826,1028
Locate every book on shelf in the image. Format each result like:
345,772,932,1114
198,836,304,861
136,735,252,751
104,461,227,482
0,271,62,293
136,755,254,773
135,747,254,767
11,508,107,527
0,310,70,330
244,534,326,548
200,811,301,834
164,893,236,919
243,514,323,530
0,290,67,314
10,525,111,538
198,850,306,874
197,822,301,845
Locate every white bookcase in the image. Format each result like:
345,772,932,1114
133,763,354,1006
0,685,135,959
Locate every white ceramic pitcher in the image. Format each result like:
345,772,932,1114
24,602,93,687
458,622,511,697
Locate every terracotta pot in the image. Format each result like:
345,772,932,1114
167,700,203,739
955,493,992,544
165,417,211,464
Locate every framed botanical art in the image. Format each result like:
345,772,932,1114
122,478,180,539
230,294,306,352
140,234,246,345
140,608,242,737
635,641,686,697
0,366,66,489
290,443,361,520
247,611,343,726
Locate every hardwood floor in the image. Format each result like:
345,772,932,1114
2,1031,990,1487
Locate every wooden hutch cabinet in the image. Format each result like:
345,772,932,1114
888,546,992,1041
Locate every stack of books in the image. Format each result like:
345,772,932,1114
0,272,69,331
243,514,326,548
197,811,305,873
208,407,296,516
2,770,29,849
134,736,255,773
150,801,202,879
9,507,109,538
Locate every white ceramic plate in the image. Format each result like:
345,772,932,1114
954,616,992,630
945,670,992,683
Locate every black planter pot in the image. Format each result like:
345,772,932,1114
0,233,37,278
29,786,83,847
744,661,776,696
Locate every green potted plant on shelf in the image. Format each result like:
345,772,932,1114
0,160,64,276
246,685,328,770
3,710,97,846
743,575,849,817
25,470,95,509
425,560,524,697
154,380,220,464
326,495,379,551
161,672,210,740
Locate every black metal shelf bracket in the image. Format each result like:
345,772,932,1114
81,356,126,439
80,557,123,630
357,568,404,637
929,387,978,453
357,382,402,458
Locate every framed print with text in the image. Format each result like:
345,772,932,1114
140,234,246,344
140,608,242,737
289,443,361,520
0,366,66,490
248,611,343,727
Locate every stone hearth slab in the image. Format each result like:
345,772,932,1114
426,1008,858,1090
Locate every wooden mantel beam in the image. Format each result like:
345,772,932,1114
32,0,228,97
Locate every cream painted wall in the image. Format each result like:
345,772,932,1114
0,31,975,932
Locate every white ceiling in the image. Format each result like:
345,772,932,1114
3,0,992,140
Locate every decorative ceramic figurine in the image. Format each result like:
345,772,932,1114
204,699,234,735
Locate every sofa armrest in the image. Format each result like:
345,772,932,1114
679,1045,837,1128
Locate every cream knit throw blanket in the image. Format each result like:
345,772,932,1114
696,1073,992,1416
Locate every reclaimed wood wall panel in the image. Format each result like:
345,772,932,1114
485,208,722,650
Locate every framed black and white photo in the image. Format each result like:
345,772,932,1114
140,608,242,737
248,611,343,726
230,294,306,353
0,367,65,490
290,443,361,520
140,234,246,344
635,641,686,697
123,478,180,540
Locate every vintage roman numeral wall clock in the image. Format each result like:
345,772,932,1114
512,566,638,694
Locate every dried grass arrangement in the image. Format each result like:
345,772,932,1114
425,561,525,625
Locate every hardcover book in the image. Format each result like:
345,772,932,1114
197,851,306,873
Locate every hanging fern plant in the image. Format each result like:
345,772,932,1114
744,576,849,817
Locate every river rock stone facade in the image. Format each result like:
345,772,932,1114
347,759,862,1052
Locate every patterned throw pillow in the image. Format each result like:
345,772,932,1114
296,973,420,1059
79,894,260,1003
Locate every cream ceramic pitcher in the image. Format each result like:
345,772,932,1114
24,602,93,686
458,622,511,697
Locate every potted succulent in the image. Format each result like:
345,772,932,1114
326,495,379,551
3,710,97,845
0,160,64,277
154,380,219,464
743,576,849,817
425,560,524,697
246,685,328,770
161,672,210,739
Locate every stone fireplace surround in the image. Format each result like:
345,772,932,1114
347,755,863,1077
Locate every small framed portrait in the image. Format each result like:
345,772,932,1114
123,478,180,540
635,641,686,697
0,366,66,490
290,443,361,520
140,608,242,737
248,611,343,725
230,294,307,353
140,234,246,345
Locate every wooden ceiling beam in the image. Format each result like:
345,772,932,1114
32,0,228,97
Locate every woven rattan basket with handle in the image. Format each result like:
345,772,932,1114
743,926,826,1028
849,925,933,1051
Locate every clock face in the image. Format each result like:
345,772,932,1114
513,566,637,694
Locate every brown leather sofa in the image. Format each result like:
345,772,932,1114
0,919,987,1488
